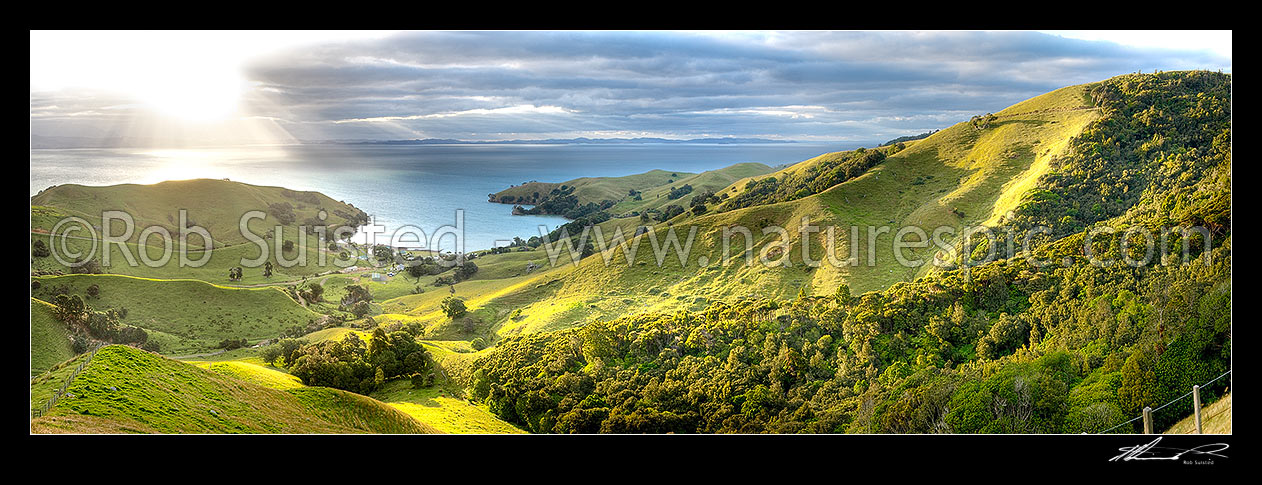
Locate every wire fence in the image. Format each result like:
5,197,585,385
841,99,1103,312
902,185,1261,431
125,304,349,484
1097,369,1231,434
30,342,105,419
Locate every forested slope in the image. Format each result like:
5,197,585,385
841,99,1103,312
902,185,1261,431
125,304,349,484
467,71,1231,434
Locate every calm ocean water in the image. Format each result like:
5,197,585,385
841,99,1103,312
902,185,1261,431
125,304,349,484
29,143,844,251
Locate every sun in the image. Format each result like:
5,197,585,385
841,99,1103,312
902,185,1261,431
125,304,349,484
137,70,243,122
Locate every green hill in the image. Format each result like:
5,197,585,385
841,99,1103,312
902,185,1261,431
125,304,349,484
30,179,368,284
30,345,437,434
31,178,367,249
186,334,524,433
606,162,777,215
31,298,75,376
489,163,774,217
31,274,320,354
411,81,1105,337
460,70,1231,434
490,169,686,207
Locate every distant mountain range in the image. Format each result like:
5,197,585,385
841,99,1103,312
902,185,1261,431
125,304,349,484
329,137,802,145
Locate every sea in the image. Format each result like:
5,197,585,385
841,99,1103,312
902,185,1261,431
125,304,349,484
29,143,847,252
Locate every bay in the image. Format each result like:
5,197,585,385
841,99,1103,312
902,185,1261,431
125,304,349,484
29,142,844,251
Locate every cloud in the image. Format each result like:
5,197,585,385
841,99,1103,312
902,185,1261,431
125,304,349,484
32,31,1232,144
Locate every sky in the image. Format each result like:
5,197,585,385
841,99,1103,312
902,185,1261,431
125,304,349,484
30,30,1232,146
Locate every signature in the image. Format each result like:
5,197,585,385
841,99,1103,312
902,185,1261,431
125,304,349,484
1110,437,1229,462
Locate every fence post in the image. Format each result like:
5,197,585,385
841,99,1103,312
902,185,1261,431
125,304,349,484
1192,385,1203,434
1142,406,1153,434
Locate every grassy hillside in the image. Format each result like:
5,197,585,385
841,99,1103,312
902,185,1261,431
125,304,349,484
370,379,525,434
607,162,775,215
489,163,774,216
407,82,1103,338
193,360,305,390
490,169,686,207
29,225,359,285
1166,392,1231,434
31,178,367,249
186,333,523,433
462,70,1231,434
30,179,368,285
30,352,91,413
31,298,75,376
30,345,436,434
31,274,319,354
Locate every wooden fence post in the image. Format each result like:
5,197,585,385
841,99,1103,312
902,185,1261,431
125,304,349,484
1192,385,1203,434
1142,406,1153,434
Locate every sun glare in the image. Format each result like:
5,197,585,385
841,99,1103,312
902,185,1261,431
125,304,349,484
138,70,244,122
32,30,400,125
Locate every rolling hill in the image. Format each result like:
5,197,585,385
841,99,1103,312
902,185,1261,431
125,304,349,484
403,81,1105,338
458,70,1231,434
489,163,775,217
28,70,1231,435
31,297,75,376
30,179,368,284
30,345,437,434
31,178,368,249
31,274,320,354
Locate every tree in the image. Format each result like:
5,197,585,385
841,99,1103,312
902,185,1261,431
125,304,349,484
658,205,684,221
454,261,479,281
263,261,274,278
373,244,394,262
341,284,373,305
282,240,295,252
260,345,283,366
303,283,325,303
71,258,102,274
276,338,305,367
85,284,100,299
406,262,428,280
52,294,91,328
441,296,467,319
32,240,51,258
349,300,373,318
835,284,853,305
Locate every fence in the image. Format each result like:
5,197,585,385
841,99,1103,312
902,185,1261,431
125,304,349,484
30,342,105,419
1097,369,1231,434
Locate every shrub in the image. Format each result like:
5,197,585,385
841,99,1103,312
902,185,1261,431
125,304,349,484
441,296,467,320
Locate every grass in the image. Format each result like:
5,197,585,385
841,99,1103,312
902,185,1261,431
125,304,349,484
31,297,75,376
490,163,775,217
31,274,319,355
607,162,775,215
30,178,365,249
491,169,686,207
191,360,304,390
388,82,1105,337
32,345,437,434
30,352,91,413
185,342,521,433
27,80,1124,435
1165,392,1231,434
370,379,525,434
29,179,373,286
30,224,359,285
